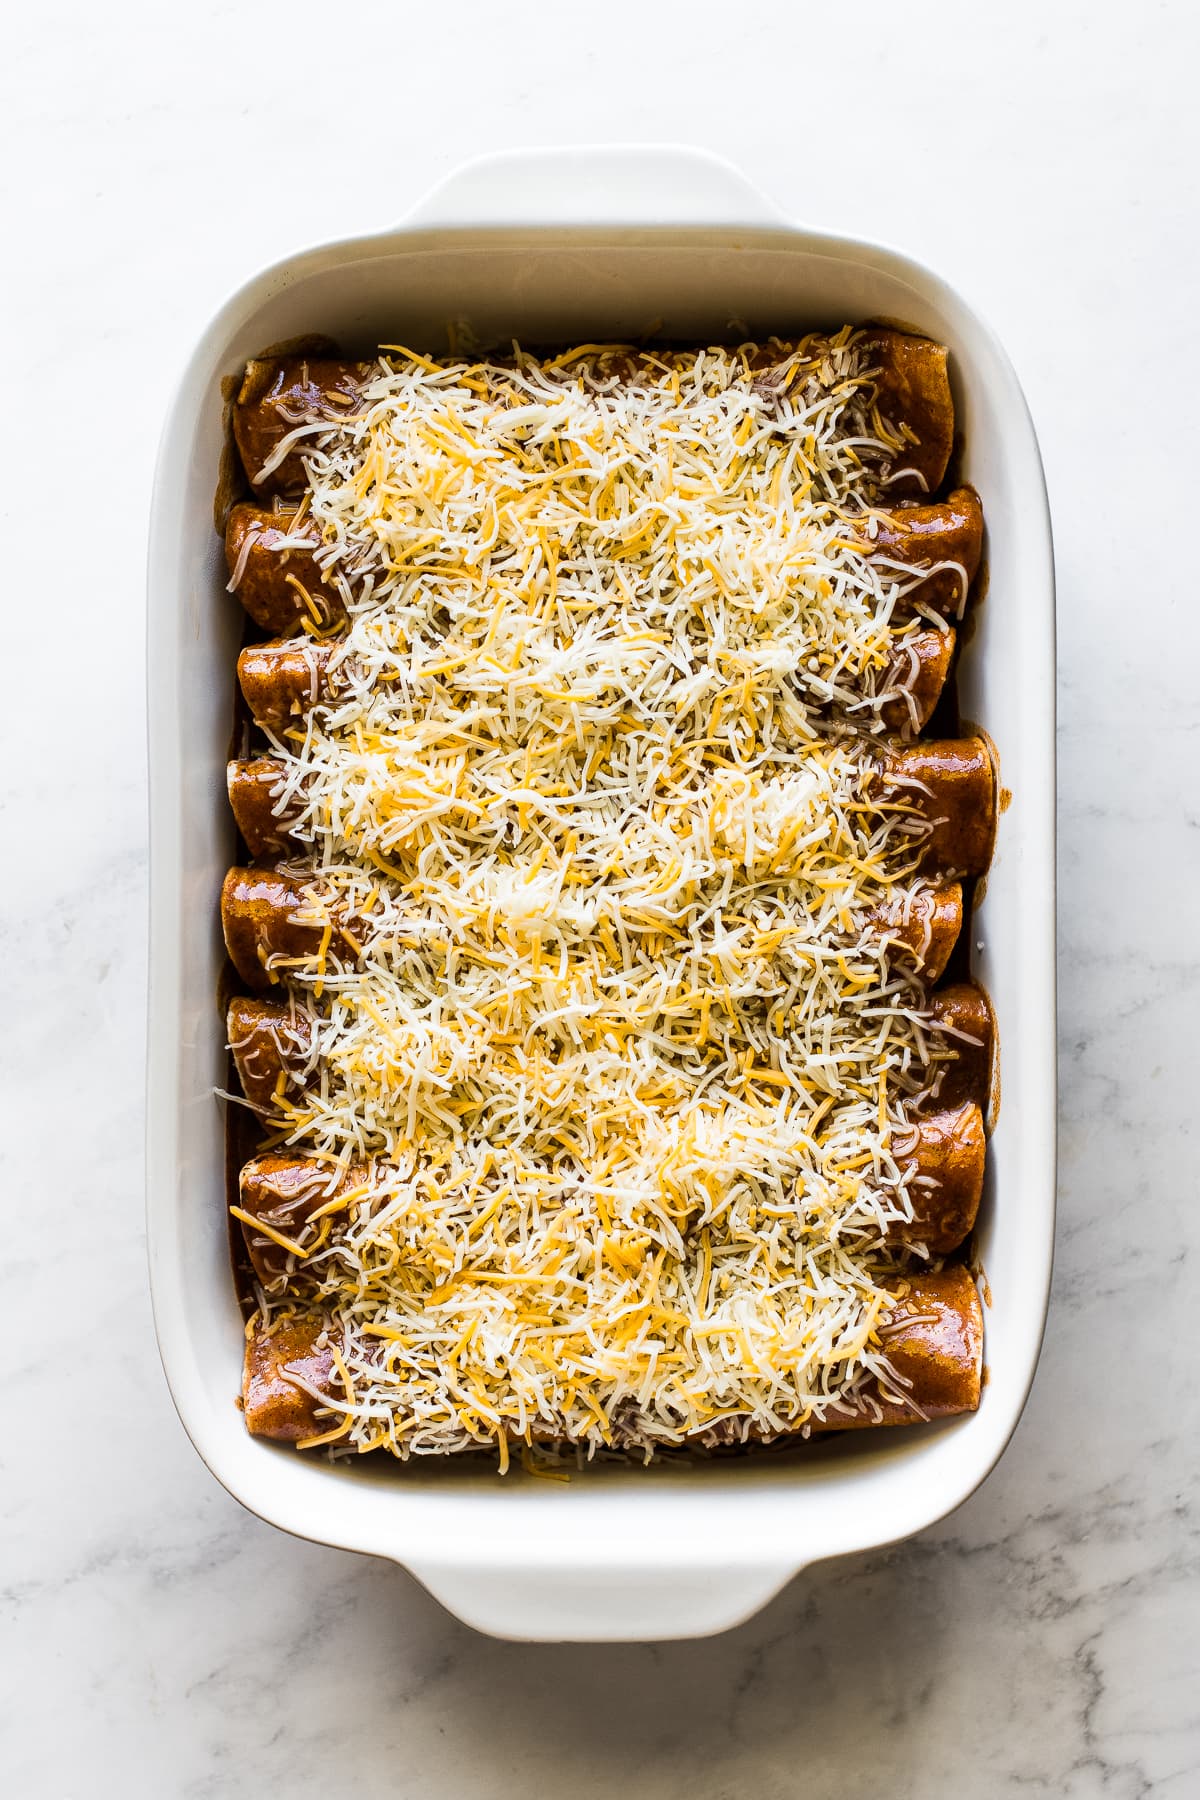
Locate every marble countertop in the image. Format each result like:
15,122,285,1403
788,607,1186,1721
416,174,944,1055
4,0,1197,1792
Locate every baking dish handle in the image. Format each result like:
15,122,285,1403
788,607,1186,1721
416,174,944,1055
405,1558,794,1643
405,144,785,232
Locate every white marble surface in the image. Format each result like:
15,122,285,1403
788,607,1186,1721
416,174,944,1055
3,0,1197,1791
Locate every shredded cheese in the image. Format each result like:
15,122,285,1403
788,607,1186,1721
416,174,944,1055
242,332,966,1459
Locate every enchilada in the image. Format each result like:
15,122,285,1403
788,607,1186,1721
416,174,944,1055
241,1266,984,1447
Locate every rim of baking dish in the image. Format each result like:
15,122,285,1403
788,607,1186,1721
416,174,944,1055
146,146,1056,1641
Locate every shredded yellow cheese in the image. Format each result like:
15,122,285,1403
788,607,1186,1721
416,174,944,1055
246,333,962,1459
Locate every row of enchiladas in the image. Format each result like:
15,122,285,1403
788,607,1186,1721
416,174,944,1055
219,326,998,1461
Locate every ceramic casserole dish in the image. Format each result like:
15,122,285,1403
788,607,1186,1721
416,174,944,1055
146,145,1056,1642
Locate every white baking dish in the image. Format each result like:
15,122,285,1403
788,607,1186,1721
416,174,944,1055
146,145,1055,1642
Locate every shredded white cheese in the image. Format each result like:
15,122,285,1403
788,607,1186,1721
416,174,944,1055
244,332,965,1458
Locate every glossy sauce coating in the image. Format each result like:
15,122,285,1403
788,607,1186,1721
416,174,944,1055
233,358,371,496
220,866,349,992
879,627,956,735
237,638,338,733
869,880,963,982
227,759,302,859
227,995,312,1114
897,1103,986,1254
237,1154,364,1285
867,486,984,617
925,983,996,1114
877,738,997,876
226,491,977,645
856,330,955,498
242,1316,337,1440
818,1265,984,1427
225,501,344,634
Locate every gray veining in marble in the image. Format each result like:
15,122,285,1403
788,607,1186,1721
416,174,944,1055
2,0,1198,1792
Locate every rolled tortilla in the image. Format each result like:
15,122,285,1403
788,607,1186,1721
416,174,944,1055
877,626,956,736
237,625,956,740
220,866,356,992
860,486,983,620
222,861,963,989
234,1154,366,1285
227,995,313,1114
228,759,303,860
232,329,955,501
875,738,997,877
852,328,955,499
867,880,963,983
894,1103,985,1255
228,736,991,879
237,638,340,734
815,1265,984,1429
242,1315,339,1443
225,501,344,634
230,983,993,1132
241,1265,983,1445
233,358,372,497
925,982,996,1113
233,1100,983,1287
